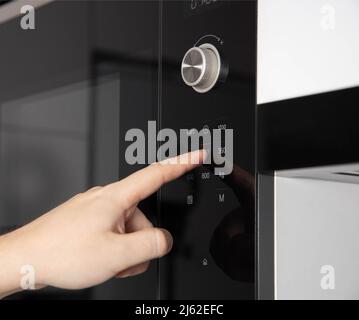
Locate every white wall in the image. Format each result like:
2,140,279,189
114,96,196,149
275,176,359,299
258,0,359,104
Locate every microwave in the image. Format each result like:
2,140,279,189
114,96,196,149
0,0,358,300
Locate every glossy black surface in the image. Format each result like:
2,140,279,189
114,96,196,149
0,1,90,299
0,0,159,300
258,87,359,171
160,0,256,299
0,0,257,299
89,0,160,300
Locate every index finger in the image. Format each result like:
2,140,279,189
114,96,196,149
107,149,206,209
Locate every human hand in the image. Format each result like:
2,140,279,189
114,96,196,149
0,150,206,298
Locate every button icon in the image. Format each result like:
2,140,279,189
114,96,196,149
218,193,225,203
201,171,211,180
217,146,226,156
202,124,210,134
217,123,227,130
187,194,194,205
202,258,208,266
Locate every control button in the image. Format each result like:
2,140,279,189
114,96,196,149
202,124,210,132
216,123,227,131
181,43,221,93
201,171,211,181
202,258,208,266
186,194,194,205
216,189,227,203
218,192,225,203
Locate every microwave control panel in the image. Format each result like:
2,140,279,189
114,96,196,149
160,0,257,299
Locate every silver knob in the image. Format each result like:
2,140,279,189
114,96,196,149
181,43,221,93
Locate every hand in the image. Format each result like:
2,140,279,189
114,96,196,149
0,150,206,298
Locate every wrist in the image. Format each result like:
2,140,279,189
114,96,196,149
0,230,46,299
0,233,23,298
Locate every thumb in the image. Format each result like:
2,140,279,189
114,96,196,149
114,228,173,270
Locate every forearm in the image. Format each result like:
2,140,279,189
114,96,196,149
0,232,25,299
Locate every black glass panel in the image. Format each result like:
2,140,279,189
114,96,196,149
0,0,257,300
160,0,256,299
0,0,160,300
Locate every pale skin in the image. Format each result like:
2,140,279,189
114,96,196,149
0,150,206,299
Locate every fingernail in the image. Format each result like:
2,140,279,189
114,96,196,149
201,149,208,162
116,270,132,278
159,228,173,253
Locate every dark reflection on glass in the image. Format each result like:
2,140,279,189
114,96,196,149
0,0,256,300
1,0,160,300
160,161,256,299
209,164,255,283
